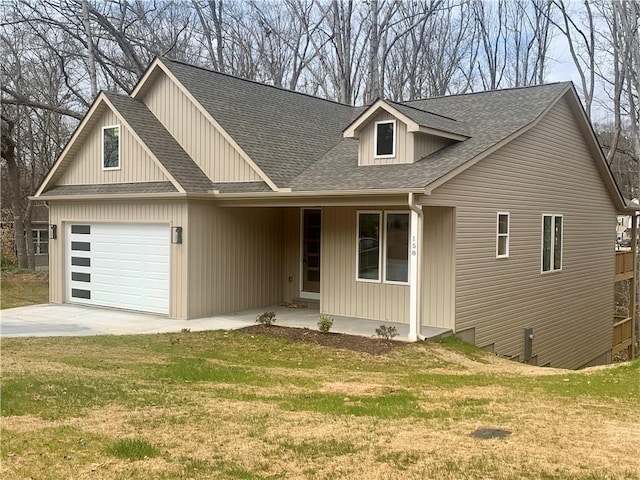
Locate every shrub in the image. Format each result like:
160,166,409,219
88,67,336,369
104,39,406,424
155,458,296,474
256,311,277,326
317,314,334,333
375,325,399,340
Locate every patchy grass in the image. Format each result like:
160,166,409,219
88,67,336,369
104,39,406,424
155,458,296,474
1,331,639,480
0,269,48,309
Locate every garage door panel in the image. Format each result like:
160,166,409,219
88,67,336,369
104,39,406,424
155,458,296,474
67,223,170,315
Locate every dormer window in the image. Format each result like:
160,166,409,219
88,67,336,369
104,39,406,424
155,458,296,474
102,125,120,170
374,120,395,158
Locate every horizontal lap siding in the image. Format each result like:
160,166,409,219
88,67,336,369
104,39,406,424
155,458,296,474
48,201,188,319
322,206,409,323
187,203,284,318
426,96,615,368
142,71,260,183
58,109,166,185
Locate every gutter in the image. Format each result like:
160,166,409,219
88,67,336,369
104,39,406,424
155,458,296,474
408,192,425,341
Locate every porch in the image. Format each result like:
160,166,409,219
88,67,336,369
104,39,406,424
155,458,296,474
614,250,635,358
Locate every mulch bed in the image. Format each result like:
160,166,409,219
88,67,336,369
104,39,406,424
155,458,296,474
237,325,407,355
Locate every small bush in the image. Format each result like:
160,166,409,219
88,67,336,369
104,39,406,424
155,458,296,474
105,438,159,460
256,311,277,326
375,325,399,340
317,314,334,333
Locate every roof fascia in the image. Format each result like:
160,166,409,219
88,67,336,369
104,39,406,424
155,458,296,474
130,57,163,98
562,86,627,212
34,94,108,197
343,100,420,138
101,95,186,194
136,60,280,192
31,192,187,201
424,84,573,194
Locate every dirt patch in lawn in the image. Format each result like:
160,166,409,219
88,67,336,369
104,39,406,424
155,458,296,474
237,325,407,355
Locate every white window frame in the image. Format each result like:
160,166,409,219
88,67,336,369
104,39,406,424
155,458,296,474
32,229,48,255
383,210,410,285
373,120,396,158
102,125,121,171
356,210,382,283
541,214,563,273
496,212,510,259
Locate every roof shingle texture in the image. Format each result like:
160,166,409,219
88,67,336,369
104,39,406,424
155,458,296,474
104,92,213,193
40,182,178,196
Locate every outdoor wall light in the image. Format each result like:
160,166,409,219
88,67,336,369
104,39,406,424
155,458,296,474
49,224,57,240
171,226,183,244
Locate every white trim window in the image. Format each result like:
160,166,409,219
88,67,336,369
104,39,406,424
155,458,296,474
384,211,409,283
357,211,382,282
102,125,121,170
356,210,409,284
374,120,396,158
496,212,510,258
542,214,563,273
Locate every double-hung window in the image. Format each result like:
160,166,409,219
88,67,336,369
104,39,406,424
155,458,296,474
542,214,563,272
102,125,120,170
374,120,396,158
496,212,509,258
357,210,409,284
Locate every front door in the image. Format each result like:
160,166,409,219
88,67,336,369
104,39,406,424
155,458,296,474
302,209,321,294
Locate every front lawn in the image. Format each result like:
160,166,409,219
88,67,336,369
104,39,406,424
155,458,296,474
1,331,639,479
0,269,48,309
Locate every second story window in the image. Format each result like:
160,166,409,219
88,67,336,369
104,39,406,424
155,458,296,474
102,125,120,170
374,120,395,158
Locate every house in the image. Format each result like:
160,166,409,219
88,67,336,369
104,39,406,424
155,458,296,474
34,58,633,369
1,203,50,270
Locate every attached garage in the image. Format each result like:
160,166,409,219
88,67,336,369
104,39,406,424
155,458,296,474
66,223,170,314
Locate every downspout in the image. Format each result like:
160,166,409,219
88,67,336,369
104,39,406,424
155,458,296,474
408,192,424,341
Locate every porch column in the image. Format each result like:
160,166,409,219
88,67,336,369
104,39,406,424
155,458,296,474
408,199,423,342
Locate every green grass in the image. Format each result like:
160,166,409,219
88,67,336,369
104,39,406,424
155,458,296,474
105,438,160,460
2,330,639,480
0,269,48,309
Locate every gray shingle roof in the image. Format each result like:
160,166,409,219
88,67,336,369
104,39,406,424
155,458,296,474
161,59,356,188
210,182,271,193
289,83,571,191
385,100,470,137
40,182,177,196
104,92,213,193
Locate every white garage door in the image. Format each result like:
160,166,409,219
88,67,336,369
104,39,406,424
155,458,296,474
67,223,170,314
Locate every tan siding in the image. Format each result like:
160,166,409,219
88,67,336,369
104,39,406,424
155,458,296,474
186,203,284,318
359,112,413,166
422,207,456,329
48,201,189,319
414,134,453,161
142,71,260,183
57,109,167,185
425,96,616,368
281,208,301,302
321,206,409,322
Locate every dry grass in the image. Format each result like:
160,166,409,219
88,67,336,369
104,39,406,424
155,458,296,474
1,331,639,480
0,269,49,309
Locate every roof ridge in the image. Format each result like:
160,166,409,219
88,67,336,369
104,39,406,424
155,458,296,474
404,81,572,103
388,99,461,123
161,57,354,109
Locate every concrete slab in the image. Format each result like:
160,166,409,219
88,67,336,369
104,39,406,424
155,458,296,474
0,303,450,340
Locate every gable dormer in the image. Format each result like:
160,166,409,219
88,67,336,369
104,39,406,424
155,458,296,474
343,99,470,166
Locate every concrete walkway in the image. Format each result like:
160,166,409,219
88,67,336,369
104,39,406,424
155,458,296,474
0,303,450,340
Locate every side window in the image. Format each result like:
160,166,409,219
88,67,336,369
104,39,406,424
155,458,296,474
542,214,563,272
496,212,509,258
102,125,120,170
374,120,396,158
357,212,381,281
385,212,409,283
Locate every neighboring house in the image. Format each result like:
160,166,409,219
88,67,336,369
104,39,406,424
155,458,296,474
34,58,632,369
617,198,638,247
1,203,50,270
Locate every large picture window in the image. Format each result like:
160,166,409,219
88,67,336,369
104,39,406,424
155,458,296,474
102,125,120,170
542,214,563,272
374,120,396,157
357,210,409,284
496,212,509,258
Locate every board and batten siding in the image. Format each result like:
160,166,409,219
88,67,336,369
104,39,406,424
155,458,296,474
57,109,167,185
321,206,410,323
48,201,189,319
424,95,616,369
422,207,456,329
358,112,413,166
141,70,261,183
186,203,287,318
